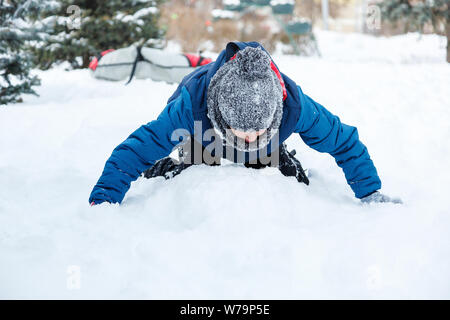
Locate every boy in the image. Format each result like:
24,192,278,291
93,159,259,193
89,42,400,205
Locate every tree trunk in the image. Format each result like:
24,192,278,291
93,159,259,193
82,53,91,69
81,53,91,68
447,21,450,63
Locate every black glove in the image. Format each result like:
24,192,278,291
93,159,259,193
143,157,192,180
278,144,309,185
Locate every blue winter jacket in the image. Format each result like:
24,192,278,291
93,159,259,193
89,42,381,204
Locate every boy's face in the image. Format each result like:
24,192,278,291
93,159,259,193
230,128,267,143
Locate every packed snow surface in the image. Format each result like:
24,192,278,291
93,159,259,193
1,31,449,299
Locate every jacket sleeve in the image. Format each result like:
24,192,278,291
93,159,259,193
89,87,194,204
294,86,381,198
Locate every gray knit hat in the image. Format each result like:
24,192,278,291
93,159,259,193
207,46,283,152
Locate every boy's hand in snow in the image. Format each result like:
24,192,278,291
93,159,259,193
89,188,112,206
361,191,402,204
278,145,309,185
90,200,107,206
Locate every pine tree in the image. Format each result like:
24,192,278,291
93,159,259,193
33,0,165,70
379,0,450,63
0,0,55,105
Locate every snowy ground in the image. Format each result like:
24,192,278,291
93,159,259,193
1,31,449,299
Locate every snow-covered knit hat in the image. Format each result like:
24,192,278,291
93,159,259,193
207,46,283,152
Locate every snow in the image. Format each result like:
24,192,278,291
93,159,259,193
212,9,236,19
133,7,159,18
1,31,450,299
270,0,295,5
223,0,241,5
115,7,158,24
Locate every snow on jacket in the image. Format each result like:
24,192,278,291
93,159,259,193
89,41,381,204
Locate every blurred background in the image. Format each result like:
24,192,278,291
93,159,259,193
1,0,448,104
